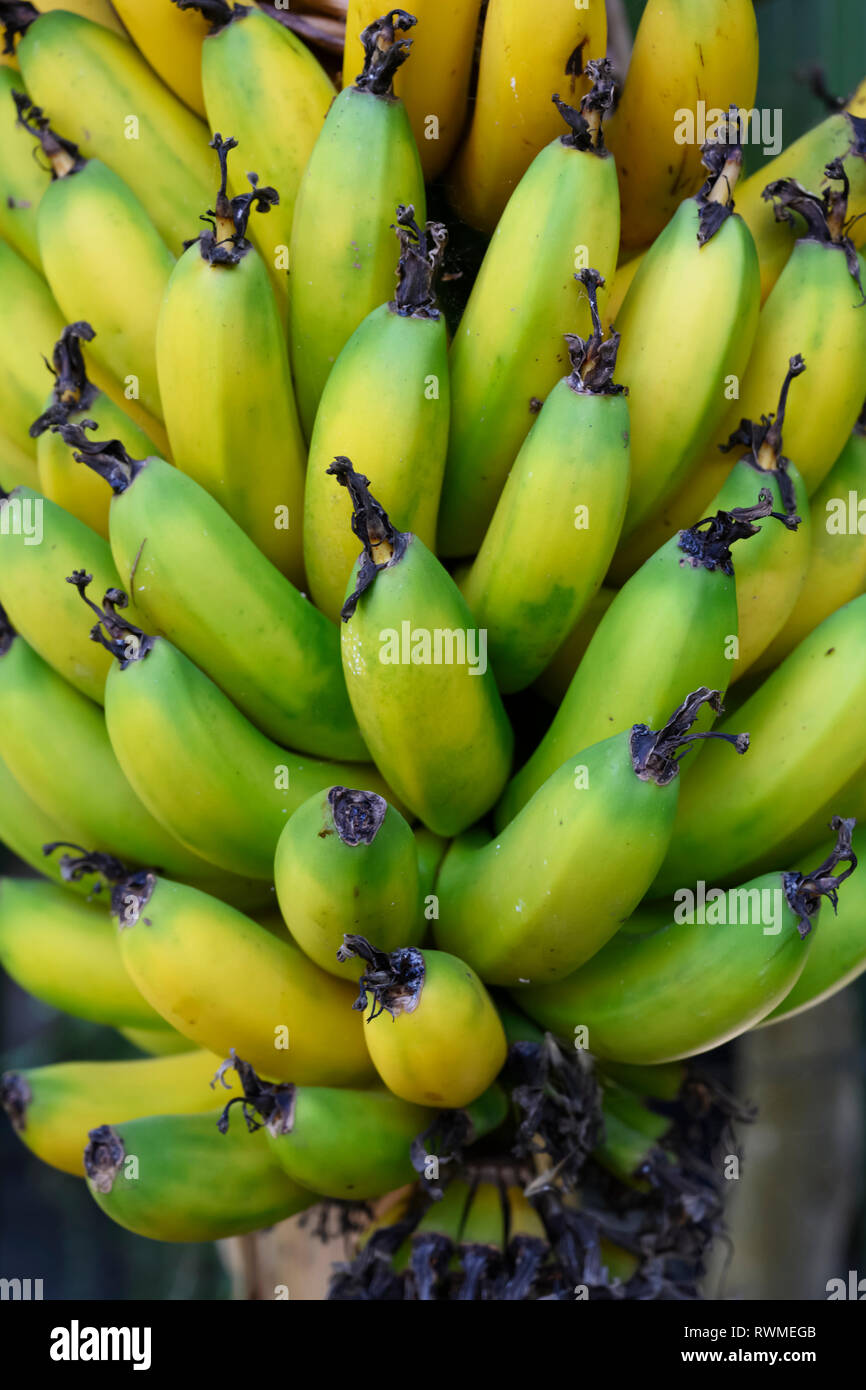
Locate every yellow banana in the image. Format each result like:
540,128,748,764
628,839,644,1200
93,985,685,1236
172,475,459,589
0,66,48,268
0,749,103,896
1,1048,223,1175
757,404,866,671
458,268,629,693
438,64,621,557
605,0,759,253
113,0,211,116
85,1109,315,1240
289,8,426,436
0,432,38,491
446,0,606,234
304,207,450,622
179,0,335,315
346,0,481,181
12,6,214,250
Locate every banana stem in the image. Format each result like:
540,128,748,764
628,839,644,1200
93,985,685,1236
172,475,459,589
784,816,858,938
630,687,749,787
0,1072,30,1132
172,0,238,31
66,570,155,667
30,322,99,438
328,787,388,845
215,1052,298,1138
678,488,800,576
51,420,142,494
192,133,279,265
326,457,408,619
763,161,866,301
553,59,616,154
390,205,447,320
0,2,37,54
353,10,416,97
338,934,425,1019
564,268,625,395
12,91,84,180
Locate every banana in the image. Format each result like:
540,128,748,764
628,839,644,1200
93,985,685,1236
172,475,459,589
156,134,306,583
0,238,63,466
757,404,866,671
0,1048,224,1175
74,578,394,880
0,748,103,896
337,935,507,1107
534,587,615,707
0,66,48,268
30,322,157,540
304,207,450,622
605,0,759,253
14,99,174,425
762,825,866,1025
0,477,149,702
274,785,422,979
0,876,167,1029
118,1022,196,1057
0,431,38,491
497,493,783,828
53,851,376,1088
445,0,606,234
288,9,426,437
0,619,259,884
220,1051,507,1201
458,268,629,693
113,0,211,116
705,356,810,680
84,1110,315,1241
11,6,215,250
651,596,866,895
331,459,514,836
519,819,857,1065
618,163,866,579
177,1,335,313
414,825,447,912
438,65,620,557
0,1,127,56
610,120,761,541
54,422,366,760
435,689,750,986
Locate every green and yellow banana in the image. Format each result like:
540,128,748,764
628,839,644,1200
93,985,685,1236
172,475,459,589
274,785,422,979
458,268,629,693
74,578,394,880
0,237,62,473
435,689,749,986
84,1110,315,1241
0,66,48,267
438,64,620,557
12,6,214,250
289,9,426,436
55,422,366,760
519,820,857,1064
758,405,866,671
304,207,450,623
0,749,102,896
604,0,759,253
1,1048,223,1175
331,460,514,836
118,1022,196,1057
497,493,783,827
55,852,375,1088
338,935,507,1107
156,134,306,582
610,121,761,541
0,874,164,1030
534,587,615,707
652,597,866,895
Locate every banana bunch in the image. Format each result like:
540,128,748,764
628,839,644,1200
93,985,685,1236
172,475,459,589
2,0,866,1299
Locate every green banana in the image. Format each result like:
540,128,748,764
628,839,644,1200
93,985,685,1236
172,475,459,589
458,268,630,693
763,825,866,1025
437,63,621,557
0,479,148,703
15,94,175,423
54,422,366,760
435,689,749,986
177,0,335,314
156,134,306,583
652,596,866,894
534,587,615,707
11,5,214,250
519,820,857,1064
757,404,866,671
304,207,450,623
610,120,761,541
0,749,102,897
0,66,48,268
705,356,810,680
73,578,396,881
1,1048,224,1175
338,935,507,1107
0,619,259,887
288,9,426,437
84,1110,315,1241
30,322,157,540
54,850,375,1088
497,493,786,828
0,237,63,467
0,875,165,1030
219,1052,507,1202
332,460,513,836
274,785,422,980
